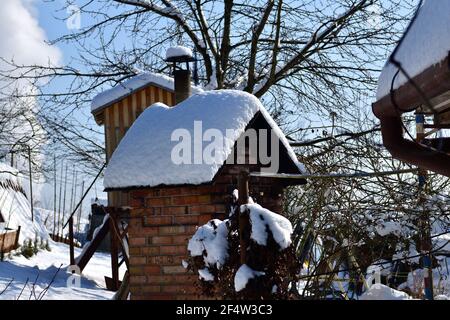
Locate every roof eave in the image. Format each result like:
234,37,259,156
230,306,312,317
373,54,450,118
91,81,175,115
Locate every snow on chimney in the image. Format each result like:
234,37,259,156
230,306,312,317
165,46,195,104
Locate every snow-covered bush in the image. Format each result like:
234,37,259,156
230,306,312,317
185,192,300,299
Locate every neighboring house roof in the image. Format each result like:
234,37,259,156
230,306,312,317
103,90,306,190
91,72,204,113
376,0,450,100
0,162,49,241
0,162,19,182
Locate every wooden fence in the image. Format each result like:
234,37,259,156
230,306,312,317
0,226,21,255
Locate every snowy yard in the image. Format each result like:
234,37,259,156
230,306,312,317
0,241,122,300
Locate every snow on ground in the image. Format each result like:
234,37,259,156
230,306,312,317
166,46,193,59
377,0,450,99
104,90,305,189
0,241,124,300
1,163,123,300
360,283,412,300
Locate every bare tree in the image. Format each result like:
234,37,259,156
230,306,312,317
0,0,416,170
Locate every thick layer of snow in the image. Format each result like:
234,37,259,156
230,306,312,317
166,46,193,59
234,264,265,292
243,203,293,250
187,219,229,269
0,242,125,300
198,268,214,282
91,72,203,112
104,90,305,189
377,0,450,99
360,284,411,300
0,163,49,242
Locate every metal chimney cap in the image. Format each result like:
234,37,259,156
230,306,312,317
165,46,196,63
165,55,197,63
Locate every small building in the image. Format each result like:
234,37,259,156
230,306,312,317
372,1,450,176
103,89,306,299
91,72,203,207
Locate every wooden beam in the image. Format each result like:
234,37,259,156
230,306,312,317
110,212,120,291
75,214,110,272
238,171,250,265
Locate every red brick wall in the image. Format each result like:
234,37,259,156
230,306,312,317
127,167,285,300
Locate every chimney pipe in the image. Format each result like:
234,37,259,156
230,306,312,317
165,46,195,104
174,69,191,104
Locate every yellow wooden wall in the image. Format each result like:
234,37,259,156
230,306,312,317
101,85,175,207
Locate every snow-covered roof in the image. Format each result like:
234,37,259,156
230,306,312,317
104,90,305,190
376,0,450,100
166,46,193,60
91,72,203,113
0,162,19,181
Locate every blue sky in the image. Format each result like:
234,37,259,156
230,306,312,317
0,0,415,212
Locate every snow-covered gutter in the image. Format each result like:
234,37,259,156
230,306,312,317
372,55,450,177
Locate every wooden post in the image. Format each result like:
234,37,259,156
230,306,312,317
27,146,34,222
416,114,434,300
57,160,64,237
76,180,85,236
69,217,75,265
113,271,130,300
14,226,21,249
238,171,250,265
53,156,57,238
110,211,120,291
61,164,69,237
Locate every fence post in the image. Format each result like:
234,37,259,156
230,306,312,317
110,210,120,291
69,217,75,265
27,146,34,222
14,226,21,249
416,114,434,300
238,171,250,265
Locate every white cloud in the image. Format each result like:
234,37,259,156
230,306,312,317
0,0,62,169
0,0,61,66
